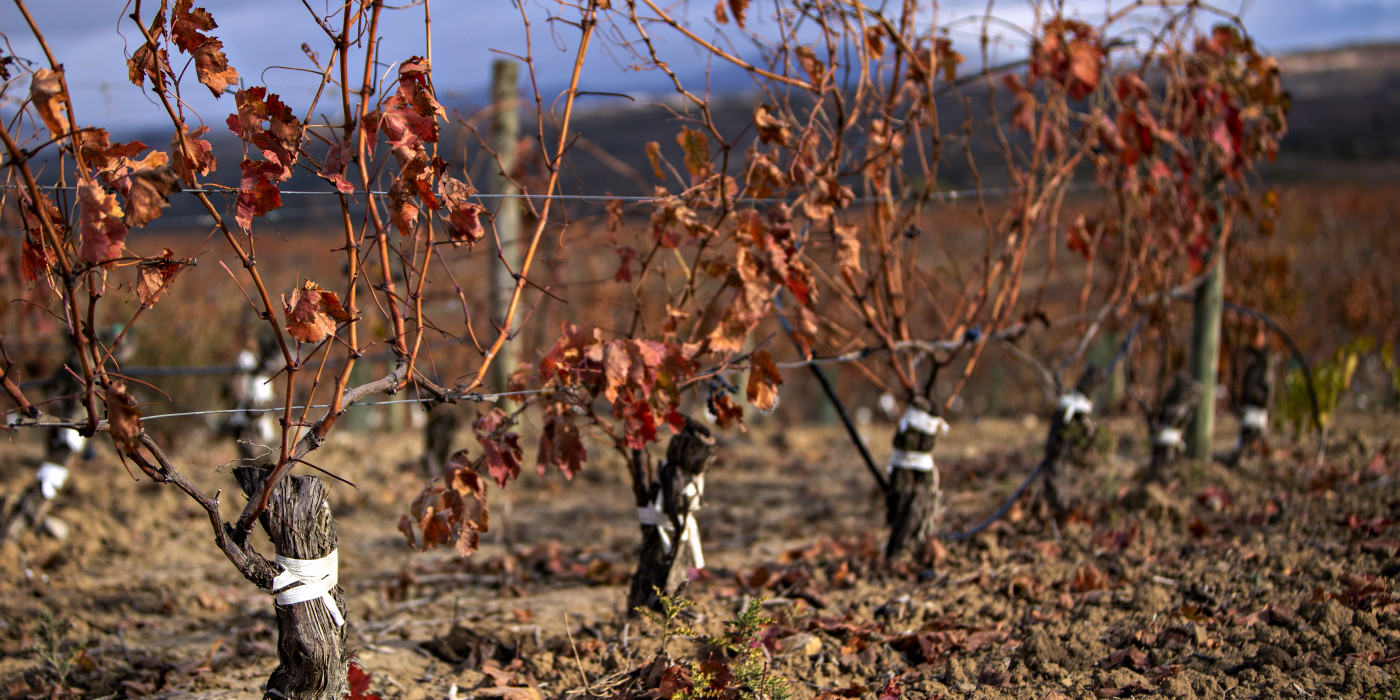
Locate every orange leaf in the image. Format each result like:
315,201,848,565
745,349,783,412
135,248,185,307
29,68,69,140
282,281,354,344
78,182,128,267
105,381,143,455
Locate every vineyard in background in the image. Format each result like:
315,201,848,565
1,0,1397,698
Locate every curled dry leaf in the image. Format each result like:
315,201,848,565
135,248,185,307
644,141,665,180
398,449,490,556
29,68,69,140
235,159,283,230
105,381,143,456
122,162,181,227
282,280,354,344
318,141,354,194
171,125,218,182
438,176,486,246
745,349,783,413
78,182,129,267
474,408,523,488
677,127,711,181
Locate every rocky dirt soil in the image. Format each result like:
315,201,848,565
2,410,1398,699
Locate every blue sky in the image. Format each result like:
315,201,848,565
2,1,1398,133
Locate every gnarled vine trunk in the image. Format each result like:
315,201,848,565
235,466,349,700
1229,341,1273,466
884,398,945,561
1147,372,1204,479
1042,367,1107,513
628,417,716,615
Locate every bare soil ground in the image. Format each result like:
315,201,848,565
2,410,1399,699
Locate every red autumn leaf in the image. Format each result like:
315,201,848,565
537,407,587,479
379,57,442,151
106,381,143,456
399,449,490,556
236,159,284,230
1072,561,1109,592
878,677,902,700
282,280,354,344
318,141,354,194
22,236,57,283
708,391,744,428
75,130,149,173
388,177,420,236
29,68,69,140
1066,215,1093,260
539,321,602,385
193,38,239,98
227,87,302,178
347,662,383,700
171,0,240,97
78,182,129,267
172,125,218,182
745,349,783,412
135,248,185,307
127,8,168,87
474,408,523,488
1066,37,1103,99
438,176,486,246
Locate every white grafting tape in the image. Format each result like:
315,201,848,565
1242,406,1268,430
248,374,276,406
269,549,344,626
898,407,949,437
36,462,69,499
1155,428,1185,449
637,498,673,554
61,429,86,454
1058,392,1094,422
635,474,706,569
887,449,935,473
237,349,258,372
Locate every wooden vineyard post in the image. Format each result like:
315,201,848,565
487,58,522,395
884,398,948,560
1042,367,1107,513
628,417,716,614
1188,255,1225,459
235,466,349,700
1148,372,1204,480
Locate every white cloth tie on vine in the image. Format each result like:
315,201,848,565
269,549,344,626
61,429,86,454
635,475,706,570
1242,406,1268,430
1058,392,1094,422
888,407,948,474
36,462,69,500
1155,427,1185,449
898,407,949,437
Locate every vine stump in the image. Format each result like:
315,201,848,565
235,466,349,700
884,398,945,561
628,417,716,614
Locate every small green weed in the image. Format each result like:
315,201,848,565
641,591,792,700
28,610,86,687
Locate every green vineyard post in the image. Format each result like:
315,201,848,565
1187,254,1224,459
